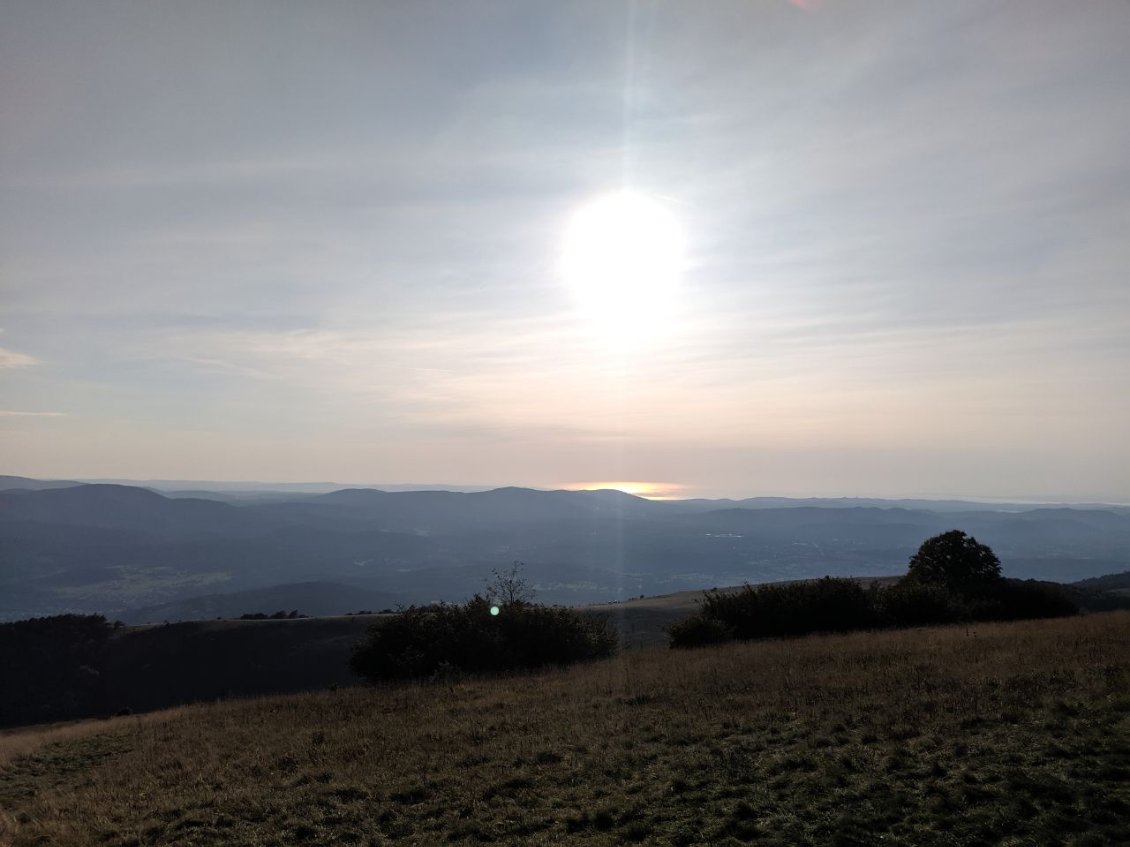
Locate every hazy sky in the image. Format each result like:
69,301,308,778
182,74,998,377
2,1,1129,501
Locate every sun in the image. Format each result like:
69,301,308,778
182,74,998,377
566,481,684,499
560,190,685,345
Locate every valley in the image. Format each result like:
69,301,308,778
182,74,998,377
3,477,1128,623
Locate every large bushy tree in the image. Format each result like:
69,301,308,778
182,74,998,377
905,530,1002,594
350,591,617,682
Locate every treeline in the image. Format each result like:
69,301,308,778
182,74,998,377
670,531,1079,648
238,610,307,620
350,595,617,682
0,614,119,727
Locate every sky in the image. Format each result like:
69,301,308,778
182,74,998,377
2,0,1129,502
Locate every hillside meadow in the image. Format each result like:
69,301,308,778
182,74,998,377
2,612,1128,846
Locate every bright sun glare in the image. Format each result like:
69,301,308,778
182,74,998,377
560,190,685,345
569,481,681,499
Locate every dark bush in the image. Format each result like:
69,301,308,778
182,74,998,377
669,573,1079,649
667,614,731,649
239,610,307,620
876,581,962,628
671,578,877,647
967,579,1078,622
0,614,114,727
712,577,876,638
349,595,617,681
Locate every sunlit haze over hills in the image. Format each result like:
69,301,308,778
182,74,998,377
2,1,1128,503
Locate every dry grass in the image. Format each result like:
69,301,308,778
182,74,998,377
2,612,1128,846
0,722,117,770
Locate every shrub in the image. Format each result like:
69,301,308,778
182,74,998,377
671,578,877,647
713,577,876,638
877,581,962,628
967,580,1078,622
669,574,1078,649
667,614,731,649
349,595,617,681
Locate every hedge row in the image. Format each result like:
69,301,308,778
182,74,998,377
668,577,1078,648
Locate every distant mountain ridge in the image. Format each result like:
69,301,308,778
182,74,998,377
0,475,84,491
122,581,400,624
3,476,1130,621
1073,571,1130,596
0,484,263,539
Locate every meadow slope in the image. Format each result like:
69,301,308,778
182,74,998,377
2,613,1128,846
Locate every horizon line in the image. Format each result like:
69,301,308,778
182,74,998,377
5,473,1128,507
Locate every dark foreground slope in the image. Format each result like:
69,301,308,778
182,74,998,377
0,615,374,727
2,612,1128,846
7,580,1130,728
0,594,703,728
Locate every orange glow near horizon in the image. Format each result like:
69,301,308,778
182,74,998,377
563,481,686,500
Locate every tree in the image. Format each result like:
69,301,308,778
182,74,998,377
905,530,1002,594
485,561,535,605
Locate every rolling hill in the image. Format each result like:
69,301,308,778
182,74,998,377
3,479,1130,621
121,581,402,623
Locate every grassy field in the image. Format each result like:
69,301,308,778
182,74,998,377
2,612,1128,846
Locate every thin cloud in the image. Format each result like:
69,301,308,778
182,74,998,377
0,346,38,368
0,410,65,417
172,356,278,380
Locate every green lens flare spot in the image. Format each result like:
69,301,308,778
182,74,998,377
490,606,500,616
